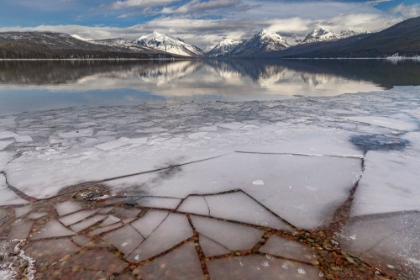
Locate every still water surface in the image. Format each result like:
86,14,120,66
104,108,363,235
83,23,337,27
1,59,420,114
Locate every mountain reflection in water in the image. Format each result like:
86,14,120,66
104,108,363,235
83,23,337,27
0,59,419,114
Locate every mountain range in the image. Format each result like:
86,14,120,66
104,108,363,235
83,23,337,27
0,16,419,59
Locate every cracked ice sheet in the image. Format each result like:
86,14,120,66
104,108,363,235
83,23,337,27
352,150,420,217
6,144,228,199
339,212,420,278
107,153,362,229
0,173,28,206
347,115,418,131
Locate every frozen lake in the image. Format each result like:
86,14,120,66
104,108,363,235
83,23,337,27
0,59,420,279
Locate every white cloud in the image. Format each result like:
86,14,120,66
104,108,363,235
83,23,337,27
162,0,241,14
110,0,179,10
391,4,420,18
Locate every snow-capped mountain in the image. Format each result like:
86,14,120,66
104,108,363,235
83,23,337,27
206,39,244,57
229,29,290,56
301,28,337,44
89,38,159,53
338,30,371,39
134,31,204,57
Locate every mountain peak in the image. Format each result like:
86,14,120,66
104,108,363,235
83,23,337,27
301,27,337,44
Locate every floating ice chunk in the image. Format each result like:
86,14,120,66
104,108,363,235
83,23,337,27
352,151,420,216
136,197,181,209
207,256,320,279
95,140,129,151
199,235,231,257
127,213,192,262
178,196,209,216
14,135,32,143
259,235,316,263
191,216,263,251
58,128,93,138
339,212,420,278
102,225,144,256
188,132,208,139
32,220,75,239
205,192,291,230
136,242,203,279
347,116,418,131
0,140,14,151
59,209,99,226
0,174,28,206
100,215,121,227
0,131,18,139
131,210,169,238
15,205,32,218
70,215,107,232
252,180,264,185
55,200,83,216
89,222,122,236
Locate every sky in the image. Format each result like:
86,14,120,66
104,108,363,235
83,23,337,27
0,0,419,48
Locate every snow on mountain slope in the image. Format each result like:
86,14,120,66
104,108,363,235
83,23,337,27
89,38,158,53
229,29,289,56
206,39,244,57
301,28,337,44
338,30,371,39
134,31,203,57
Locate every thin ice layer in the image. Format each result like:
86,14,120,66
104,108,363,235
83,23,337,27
136,242,203,280
55,201,83,216
127,213,192,262
259,235,316,263
136,197,181,209
102,225,144,256
191,216,263,251
352,150,420,216
0,174,28,206
199,235,231,257
204,192,291,230
70,215,107,232
31,220,75,240
131,210,169,238
59,209,99,226
178,196,209,216
207,255,320,280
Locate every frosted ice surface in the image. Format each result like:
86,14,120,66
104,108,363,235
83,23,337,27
15,205,32,218
199,235,231,257
131,210,169,238
259,235,316,263
59,209,99,226
136,242,203,280
24,239,78,269
100,215,121,227
8,221,33,239
348,116,418,131
98,206,114,214
0,152,13,171
32,220,75,239
178,196,209,216
217,123,243,130
55,200,83,216
89,222,123,236
70,214,107,232
127,213,192,262
205,192,291,230
352,151,420,216
189,132,208,139
207,255,320,280
199,126,218,132
339,212,420,278
0,141,13,151
0,174,28,206
252,180,264,185
191,216,263,251
58,128,93,138
136,197,181,209
61,250,127,273
102,225,144,256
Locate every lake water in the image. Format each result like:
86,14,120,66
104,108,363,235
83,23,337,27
1,59,420,114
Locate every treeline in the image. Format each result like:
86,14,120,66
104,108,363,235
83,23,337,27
0,42,173,59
